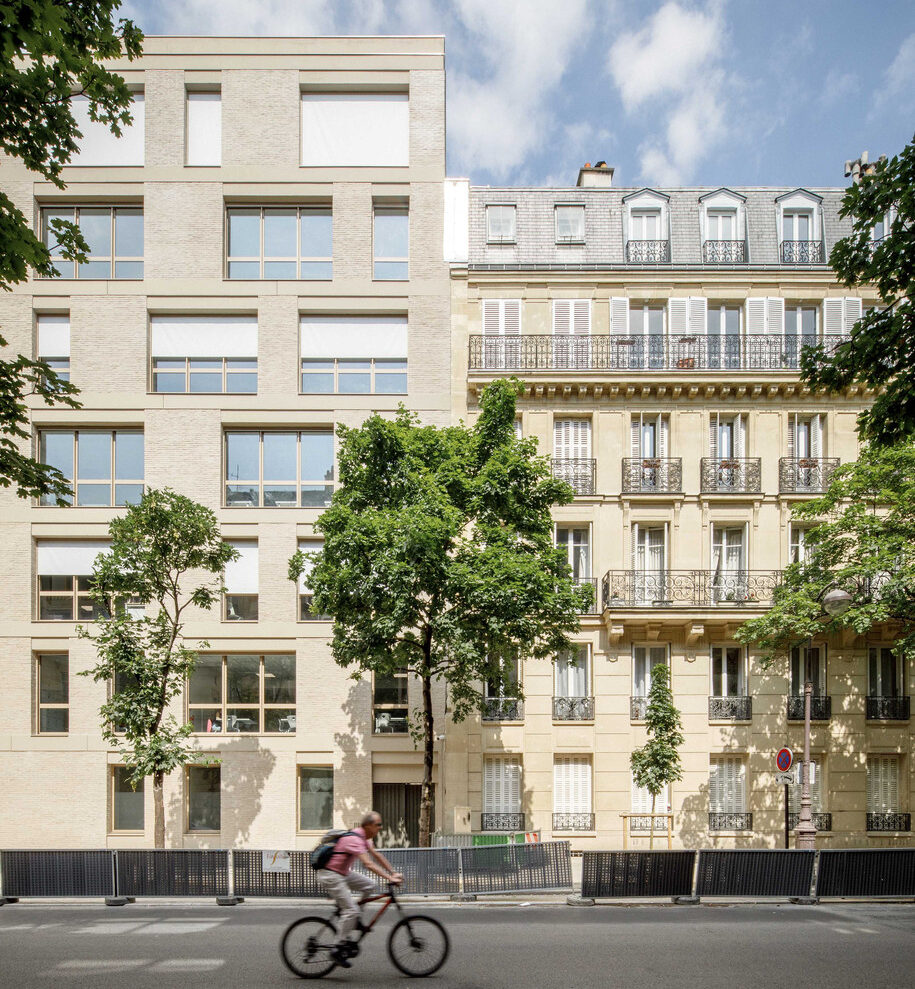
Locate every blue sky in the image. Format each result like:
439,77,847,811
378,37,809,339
123,0,915,189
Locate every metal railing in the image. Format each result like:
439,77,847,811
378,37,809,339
602,569,780,609
787,695,832,721
708,812,753,831
552,696,595,721
781,240,824,263
622,457,682,493
552,813,595,831
866,813,912,832
481,698,523,722
703,240,747,263
700,458,762,494
779,457,840,493
572,577,598,614
626,240,671,263
551,458,596,496
481,813,525,832
708,696,753,721
468,334,850,373
866,696,911,720
788,813,832,832
630,696,649,721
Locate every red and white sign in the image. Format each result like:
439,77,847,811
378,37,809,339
776,747,794,773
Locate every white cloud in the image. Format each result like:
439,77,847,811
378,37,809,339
122,0,338,35
819,68,858,109
882,32,915,104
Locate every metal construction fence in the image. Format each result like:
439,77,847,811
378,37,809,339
582,851,695,898
461,841,571,894
433,831,541,848
0,851,115,898
696,850,815,898
816,849,915,897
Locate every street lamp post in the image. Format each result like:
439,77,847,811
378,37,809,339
795,587,854,850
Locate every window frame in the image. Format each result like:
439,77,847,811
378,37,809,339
225,205,333,281
631,643,669,700
223,429,335,509
373,204,409,280
553,643,591,699
372,668,409,735
185,764,221,834
187,654,296,736
36,573,107,622
486,204,516,244
554,205,585,244
710,644,746,697
40,205,143,280
868,645,904,697
35,652,69,734
300,356,407,395
110,765,145,834
790,644,827,696
151,356,257,395
37,428,144,508
297,765,335,833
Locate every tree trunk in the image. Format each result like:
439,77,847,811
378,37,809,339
418,672,435,848
649,791,656,851
153,770,165,849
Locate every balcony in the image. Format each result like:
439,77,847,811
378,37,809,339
630,696,649,721
709,812,753,831
602,570,780,609
553,812,595,831
788,813,832,831
622,457,682,494
482,812,525,831
468,334,850,373
572,577,598,614
867,813,911,832
787,695,832,721
700,458,762,494
866,696,911,721
552,458,596,496
482,698,523,722
708,696,753,721
626,239,671,263
703,239,747,263
553,696,595,721
779,457,840,493
780,240,824,263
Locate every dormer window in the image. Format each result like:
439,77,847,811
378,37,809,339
630,209,661,240
624,189,670,263
486,205,516,244
777,190,823,263
699,189,747,263
554,205,584,244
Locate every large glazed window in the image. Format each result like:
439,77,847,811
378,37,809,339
188,654,295,734
300,315,407,394
226,206,332,280
224,430,334,508
301,92,409,167
299,767,334,831
151,316,257,394
41,207,143,279
39,429,143,507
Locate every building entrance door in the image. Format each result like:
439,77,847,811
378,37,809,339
372,783,434,847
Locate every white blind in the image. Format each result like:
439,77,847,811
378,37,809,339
788,761,824,813
225,541,258,594
709,757,746,813
553,419,591,458
186,91,222,166
632,777,670,813
824,297,863,337
610,297,629,335
554,756,591,814
36,540,109,575
482,299,521,335
301,93,409,167
552,300,591,335
70,94,145,166
867,756,899,814
151,316,257,358
297,539,322,593
746,297,784,336
37,315,70,357
300,316,407,359
483,756,521,814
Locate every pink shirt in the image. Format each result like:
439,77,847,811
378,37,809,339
326,826,372,875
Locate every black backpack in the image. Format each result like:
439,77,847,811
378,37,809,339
310,829,355,870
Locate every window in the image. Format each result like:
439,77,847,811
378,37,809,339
552,300,591,368
186,766,220,832
790,645,827,696
296,539,324,620
481,299,521,369
554,205,584,243
553,419,591,460
69,93,144,166
36,540,109,621
788,413,824,459
789,525,810,564
224,430,334,508
778,192,823,262
709,756,746,814
556,527,590,582
373,206,408,279
373,669,409,734
226,206,333,280
745,297,785,357
37,314,70,381
300,316,407,394
483,756,521,817
711,525,747,602
554,644,591,699
151,316,257,394
186,90,221,166
632,645,668,700
553,756,592,820
822,297,863,341
788,760,824,817
223,543,258,621
782,209,813,242
867,757,901,818
706,209,737,241
486,205,516,243
484,653,521,718
630,208,661,240
869,646,903,697
631,525,666,604
299,767,334,831
706,305,741,368
39,429,143,507
628,304,665,368
41,206,143,279
709,413,745,459
36,654,68,733
710,646,745,696
632,776,670,816
631,412,669,461
301,92,408,167
188,654,294,733
784,305,817,365
111,767,144,832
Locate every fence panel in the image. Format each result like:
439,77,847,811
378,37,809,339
460,840,572,894
433,832,540,848
233,851,322,897
581,851,695,898
0,850,114,897
355,847,461,895
697,849,814,897
816,849,915,897
116,850,229,897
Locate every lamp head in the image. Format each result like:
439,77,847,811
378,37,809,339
822,587,853,617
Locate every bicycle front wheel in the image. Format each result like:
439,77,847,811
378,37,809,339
387,915,450,977
280,916,339,979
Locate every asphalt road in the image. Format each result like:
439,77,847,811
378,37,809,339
0,901,913,989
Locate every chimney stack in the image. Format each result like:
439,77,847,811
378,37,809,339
577,161,614,188
845,150,886,184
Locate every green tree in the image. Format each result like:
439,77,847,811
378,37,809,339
802,135,915,446
79,489,238,847
736,443,915,664
0,2,142,500
629,664,683,849
289,379,591,846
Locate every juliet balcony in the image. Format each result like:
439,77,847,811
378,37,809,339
779,457,840,493
703,239,747,263
602,570,781,609
622,458,682,494
552,458,596,496
553,696,595,721
700,458,762,494
780,240,824,263
626,239,671,263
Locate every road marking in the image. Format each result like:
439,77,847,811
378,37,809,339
73,922,147,935
56,960,149,972
135,921,224,934
150,959,225,972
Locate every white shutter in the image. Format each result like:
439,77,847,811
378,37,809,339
572,300,591,336
746,298,766,336
709,413,719,459
787,415,796,458
554,759,569,814
789,761,824,813
631,524,639,571
811,415,823,458
823,299,844,339
482,300,501,334
225,541,257,594
553,419,568,458
300,316,406,359
710,757,745,813
152,316,258,358
36,540,110,576
668,298,688,337
734,415,746,457
610,297,629,335
843,297,862,334
552,300,572,335
688,297,707,336
867,756,899,814
766,298,785,337
37,315,70,358
486,756,521,814
186,91,222,166
554,757,589,814
631,417,641,458
659,417,669,457
503,300,521,335
555,419,590,459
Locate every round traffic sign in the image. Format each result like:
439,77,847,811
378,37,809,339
776,747,794,773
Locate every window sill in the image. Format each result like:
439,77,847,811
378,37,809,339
708,719,753,726
185,831,220,836
555,240,585,246
553,720,595,726
707,829,754,836
866,831,912,837
33,732,69,738
486,240,516,246
552,830,597,837
108,830,144,837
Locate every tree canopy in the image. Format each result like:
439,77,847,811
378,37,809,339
802,135,915,446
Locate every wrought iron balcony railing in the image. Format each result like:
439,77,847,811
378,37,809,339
481,812,525,831
552,812,595,831
572,577,598,614
481,698,524,722
788,813,832,832
708,696,753,721
467,334,850,372
622,457,682,493
779,457,840,493
602,569,780,609
626,239,671,263
703,239,747,263
552,458,596,496
780,240,824,263
629,814,673,832
787,695,832,721
700,458,762,494
709,812,753,831
630,696,649,721
553,696,595,721
867,812,911,832
866,695,911,721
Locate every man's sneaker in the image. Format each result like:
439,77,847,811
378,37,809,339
330,946,352,969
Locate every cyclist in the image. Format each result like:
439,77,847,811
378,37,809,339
316,810,403,968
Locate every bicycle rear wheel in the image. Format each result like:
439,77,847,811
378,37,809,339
387,915,450,977
280,916,339,979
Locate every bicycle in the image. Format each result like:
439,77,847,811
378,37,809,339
280,883,450,979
